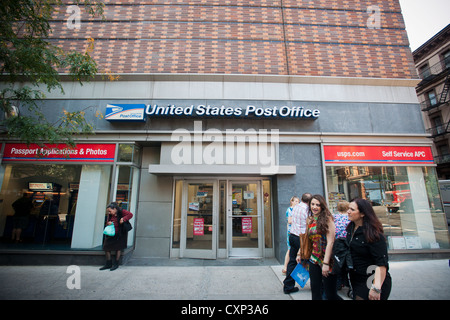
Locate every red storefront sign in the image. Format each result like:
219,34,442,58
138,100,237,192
2,143,116,163
323,145,434,165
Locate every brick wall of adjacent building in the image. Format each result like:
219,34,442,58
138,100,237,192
51,0,417,78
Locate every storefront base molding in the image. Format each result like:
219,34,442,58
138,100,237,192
1,248,448,265
388,249,450,261
0,247,133,266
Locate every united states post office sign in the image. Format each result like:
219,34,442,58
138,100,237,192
105,103,320,121
105,104,146,122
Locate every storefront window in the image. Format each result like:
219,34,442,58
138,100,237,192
118,143,141,165
219,180,227,249
0,164,114,250
113,143,141,247
0,143,121,251
326,165,449,250
114,166,136,209
172,180,182,249
263,179,273,248
111,165,139,246
0,164,82,248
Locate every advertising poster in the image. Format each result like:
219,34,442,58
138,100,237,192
193,218,204,236
232,188,242,205
242,217,252,234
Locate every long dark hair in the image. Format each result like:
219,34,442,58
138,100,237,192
309,194,333,235
348,198,384,243
107,202,123,220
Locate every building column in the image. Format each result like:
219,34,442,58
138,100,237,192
407,166,437,248
71,165,111,249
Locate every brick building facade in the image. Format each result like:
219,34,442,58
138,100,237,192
49,0,416,78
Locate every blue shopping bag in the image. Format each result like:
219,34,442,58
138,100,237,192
290,263,310,288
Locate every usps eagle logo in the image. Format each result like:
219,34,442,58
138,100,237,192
105,104,146,122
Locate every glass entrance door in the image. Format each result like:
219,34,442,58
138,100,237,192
227,181,263,257
180,180,217,259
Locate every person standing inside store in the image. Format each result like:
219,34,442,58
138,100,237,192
346,198,391,300
283,192,312,294
307,194,341,300
100,202,133,271
282,196,300,275
11,193,34,243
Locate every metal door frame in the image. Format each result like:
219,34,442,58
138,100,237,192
227,179,264,258
180,179,218,259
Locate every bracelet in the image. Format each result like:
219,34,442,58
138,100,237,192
371,284,381,294
323,262,329,266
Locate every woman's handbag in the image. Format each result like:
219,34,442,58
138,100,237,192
299,232,312,260
122,220,132,233
103,224,115,237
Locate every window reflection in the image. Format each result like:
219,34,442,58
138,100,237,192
0,164,82,248
326,166,449,249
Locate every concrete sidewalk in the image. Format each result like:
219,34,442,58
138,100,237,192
271,259,450,300
0,259,449,300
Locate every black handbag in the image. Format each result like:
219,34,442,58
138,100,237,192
122,220,132,233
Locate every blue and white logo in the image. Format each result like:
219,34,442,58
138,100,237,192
105,104,146,122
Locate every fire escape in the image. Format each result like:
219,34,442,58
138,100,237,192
417,55,450,167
